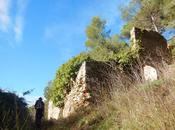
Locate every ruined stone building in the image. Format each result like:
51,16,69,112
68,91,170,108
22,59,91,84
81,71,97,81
48,27,171,120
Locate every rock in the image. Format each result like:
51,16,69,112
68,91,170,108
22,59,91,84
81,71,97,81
144,65,158,81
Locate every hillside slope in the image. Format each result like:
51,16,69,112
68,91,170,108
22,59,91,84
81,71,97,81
41,63,175,130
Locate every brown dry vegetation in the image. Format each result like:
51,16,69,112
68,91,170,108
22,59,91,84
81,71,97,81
2,60,175,130
40,60,175,130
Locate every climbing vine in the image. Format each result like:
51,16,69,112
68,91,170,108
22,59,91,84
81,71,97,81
49,52,91,107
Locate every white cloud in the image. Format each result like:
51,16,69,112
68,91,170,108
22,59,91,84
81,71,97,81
14,0,27,42
14,16,23,41
0,0,27,43
0,0,10,31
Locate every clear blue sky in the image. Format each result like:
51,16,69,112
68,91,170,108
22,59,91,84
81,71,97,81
0,0,129,104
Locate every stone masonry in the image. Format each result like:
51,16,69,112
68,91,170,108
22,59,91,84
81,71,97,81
48,27,171,119
131,27,171,65
62,61,132,118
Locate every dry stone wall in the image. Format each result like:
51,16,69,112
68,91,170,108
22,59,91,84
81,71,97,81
131,27,171,66
62,61,126,117
63,62,90,118
48,27,171,119
131,27,171,81
48,100,62,120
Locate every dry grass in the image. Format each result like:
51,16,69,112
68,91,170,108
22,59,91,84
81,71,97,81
98,79,175,130
43,79,175,130
2,57,175,130
41,57,175,130
92,58,175,130
42,62,175,130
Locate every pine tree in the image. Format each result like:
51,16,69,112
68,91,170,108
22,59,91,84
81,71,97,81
121,0,175,38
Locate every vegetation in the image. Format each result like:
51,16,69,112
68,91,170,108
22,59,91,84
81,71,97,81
40,0,175,129
45,16,133,107
85,17,109,49
47,53,91,107
121,0,175,38
41,0,175,129
40,77,175,130
46,3,175,106
0,90,31,130
1,0,175,129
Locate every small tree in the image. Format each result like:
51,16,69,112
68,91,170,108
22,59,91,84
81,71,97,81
85,16,109,48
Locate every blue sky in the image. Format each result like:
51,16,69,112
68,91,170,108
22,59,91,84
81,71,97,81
0,0,129,105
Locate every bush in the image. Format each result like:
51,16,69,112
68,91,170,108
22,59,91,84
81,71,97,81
89,41,128,62
50,52,91,107
0,90,31,130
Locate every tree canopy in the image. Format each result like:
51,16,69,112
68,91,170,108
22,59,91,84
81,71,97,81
121,0,175,38
85,16,110,48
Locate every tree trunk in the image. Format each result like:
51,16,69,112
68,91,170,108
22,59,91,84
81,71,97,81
151,15,159,32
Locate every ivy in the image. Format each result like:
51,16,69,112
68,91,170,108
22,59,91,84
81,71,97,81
50,52,91,107
47,40,141,107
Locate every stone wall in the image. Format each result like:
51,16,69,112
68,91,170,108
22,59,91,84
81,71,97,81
63,62,90,118
131,27,171,81
48,27,171,119
62,61,134,117
131,27,171,65
48,100,62,120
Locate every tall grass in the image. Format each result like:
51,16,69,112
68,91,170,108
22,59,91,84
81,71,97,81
97,79,175,130
89,57,175,130
39,58,175,130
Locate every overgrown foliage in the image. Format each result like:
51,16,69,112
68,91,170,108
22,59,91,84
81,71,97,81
48,44,139,106
37,1,175,129
49,53,91,107
121,0,175,38
0,90,31,130
46,16,132,106
45,0,174,110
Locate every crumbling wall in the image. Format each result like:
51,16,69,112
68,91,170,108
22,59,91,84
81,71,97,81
131,27,171,80
48,100,62,120
63,62,90,118
131,27,171,66
48,27,171,119
62,61,132,117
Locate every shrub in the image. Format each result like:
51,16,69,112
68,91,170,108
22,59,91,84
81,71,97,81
50,52,91,107
0,90,31,130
